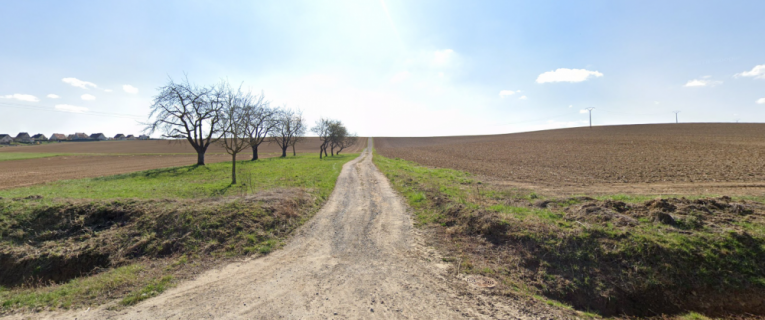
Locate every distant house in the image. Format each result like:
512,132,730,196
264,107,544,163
90,133,107,141
114,134,126,140
126,135,137,140
14,132,33,143
0,134,12,145
32,134,48,141
138,134,150,140
72,132,91,141
50,133,67,141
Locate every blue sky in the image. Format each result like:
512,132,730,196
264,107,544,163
1,0,764,137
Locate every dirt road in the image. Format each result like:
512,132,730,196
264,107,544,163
17,138,545,319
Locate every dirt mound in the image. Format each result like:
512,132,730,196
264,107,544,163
0,190,313,288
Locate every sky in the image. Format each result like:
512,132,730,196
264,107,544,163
1,0,764,137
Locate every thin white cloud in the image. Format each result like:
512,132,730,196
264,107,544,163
55,104,88,113
123,84,139,94
390,71,410,83
47,94,60,99
62,77,98,89
536,68,603,83
81,94,96,101
499,90,515,98
1,93,39,102
735,65,765,79
104,89,113,93
684,79,722,87
568,105,573,108
518,95,528,100
579,109,590,114
757,98,765,105
433,49,454,66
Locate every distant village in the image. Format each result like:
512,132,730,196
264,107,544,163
0,132,150,145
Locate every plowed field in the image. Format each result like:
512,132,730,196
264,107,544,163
375,123,765,196
0,138,366,190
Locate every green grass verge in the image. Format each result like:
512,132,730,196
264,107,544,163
0,153,356,199
373,152,765,317
0,153,70,162
1,264,144,310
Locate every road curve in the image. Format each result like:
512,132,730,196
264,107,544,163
18,138,534,319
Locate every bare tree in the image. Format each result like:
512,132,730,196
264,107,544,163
219,85,251,184
311,118,332,159
145,76,223,165
289,112,306,156
270,108,304,158
328,121,346,156
242,93,278,161
335,132,358,155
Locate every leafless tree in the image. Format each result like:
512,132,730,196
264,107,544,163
270,108,304,158
219,84,252,184
242,93,278,161
311,118,332,159
288,112,306,156
145,76,223,165
335,132,358,155
328,121,346,156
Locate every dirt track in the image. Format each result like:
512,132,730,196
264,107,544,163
13,139,549,319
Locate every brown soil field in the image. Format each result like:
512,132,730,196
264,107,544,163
375,123,765,196
0,154,229,190
0,139,367,190
0,137,359,154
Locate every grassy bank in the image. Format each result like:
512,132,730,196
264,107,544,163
0,153,352,200
373,153,765,318
0,153,357,313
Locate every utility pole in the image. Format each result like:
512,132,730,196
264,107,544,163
673,111,680,123
585,108,595,128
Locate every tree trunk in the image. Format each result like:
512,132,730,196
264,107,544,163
231,153,237,184
292,144,296,156
281,146,287,158
319,146,323,159
251,144,259,161
197,151,205,166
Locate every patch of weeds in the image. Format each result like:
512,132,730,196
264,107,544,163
120,275,173,306
1,264,143,310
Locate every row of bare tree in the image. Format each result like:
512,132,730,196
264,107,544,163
145,77,357,184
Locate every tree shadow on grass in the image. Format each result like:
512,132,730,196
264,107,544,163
210,183,234,197
93,164,208,181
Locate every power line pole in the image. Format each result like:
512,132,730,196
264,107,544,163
673,111,680,123
585,108,595,128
